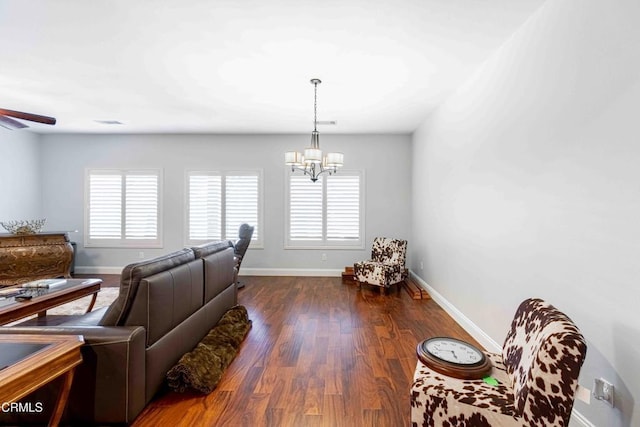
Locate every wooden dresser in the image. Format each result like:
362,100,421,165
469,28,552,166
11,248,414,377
0,232,74,286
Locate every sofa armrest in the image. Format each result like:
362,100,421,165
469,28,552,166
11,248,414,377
0,326,146,425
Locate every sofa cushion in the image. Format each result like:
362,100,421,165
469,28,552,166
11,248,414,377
191,240,236,303
122,259,203,347
99,248,196,326
191,240,233,258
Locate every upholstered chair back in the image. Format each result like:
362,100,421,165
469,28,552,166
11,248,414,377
502,298,587,425
371,237,407,266
234,223,255,262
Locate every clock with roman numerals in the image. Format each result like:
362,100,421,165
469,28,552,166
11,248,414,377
416,337,492,380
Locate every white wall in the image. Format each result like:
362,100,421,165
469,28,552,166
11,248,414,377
411,1,640,426
0,131,42,222
39,133,412,273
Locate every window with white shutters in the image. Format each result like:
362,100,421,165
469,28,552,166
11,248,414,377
186,170,262,247
326,174,361,242
85,169,162,247
188,174,222,241
286,170,364,249
289,175,323,241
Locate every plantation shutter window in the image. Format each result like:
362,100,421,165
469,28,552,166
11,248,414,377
224,174,260,242
326,174,360,241
289,175,323,241
188,174,222,241
186,170,263,247
88,174,122,239
286,170,364,248
125,175,159,239
85,169,162,247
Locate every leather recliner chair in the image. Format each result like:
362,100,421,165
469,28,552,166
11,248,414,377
233,223,254,288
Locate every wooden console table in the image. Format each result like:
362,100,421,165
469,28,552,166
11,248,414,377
0,334,84,427
0,232,74,286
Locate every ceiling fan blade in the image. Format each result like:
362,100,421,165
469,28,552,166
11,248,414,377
0,108,56,125
0,115,28,130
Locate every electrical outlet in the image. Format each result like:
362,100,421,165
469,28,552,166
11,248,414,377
138,251,145,259
593,378,615,407
321,253,327,261
420,261,424,270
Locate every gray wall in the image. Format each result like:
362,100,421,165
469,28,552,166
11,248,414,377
411,1,640,426
39,133,412,273
0,131,42,222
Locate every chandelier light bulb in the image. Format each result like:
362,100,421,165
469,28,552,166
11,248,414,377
285,151,303,166
326,152,344,168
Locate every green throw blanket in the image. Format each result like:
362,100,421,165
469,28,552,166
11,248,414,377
166,305,252,393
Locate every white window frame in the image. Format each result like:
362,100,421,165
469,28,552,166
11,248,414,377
84,168,163,248
285,169,365,249
185,169,264,248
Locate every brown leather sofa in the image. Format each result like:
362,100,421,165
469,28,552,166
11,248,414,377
0,240,237,425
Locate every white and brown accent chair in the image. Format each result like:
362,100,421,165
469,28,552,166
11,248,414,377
353,237,408,294
410,298,587,426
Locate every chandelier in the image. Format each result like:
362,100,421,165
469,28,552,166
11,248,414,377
285,78,343,182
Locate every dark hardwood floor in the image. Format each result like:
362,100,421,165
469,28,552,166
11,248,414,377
126,276,481,427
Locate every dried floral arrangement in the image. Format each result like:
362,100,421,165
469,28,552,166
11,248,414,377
0,218,46,235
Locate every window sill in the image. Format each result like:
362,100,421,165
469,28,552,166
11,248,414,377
284,244,364,251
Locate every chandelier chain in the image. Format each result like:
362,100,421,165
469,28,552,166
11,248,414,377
313,80,318,131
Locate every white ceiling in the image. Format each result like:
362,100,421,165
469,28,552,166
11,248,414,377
0,0,544,134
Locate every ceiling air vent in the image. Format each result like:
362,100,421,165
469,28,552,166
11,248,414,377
94,120,123,125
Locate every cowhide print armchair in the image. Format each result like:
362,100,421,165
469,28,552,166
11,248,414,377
410,298,587,427
353,237,408,294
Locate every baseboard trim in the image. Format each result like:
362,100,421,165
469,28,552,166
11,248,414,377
570,410,595,427
241,268,343,277
408,271,501,352
408,270,593,427
75,266,122,275
76,266,344,277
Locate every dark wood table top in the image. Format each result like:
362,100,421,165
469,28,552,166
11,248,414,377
0,334,84,427
0,278,102,325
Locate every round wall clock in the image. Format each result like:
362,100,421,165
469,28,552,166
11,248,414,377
416,337,492,380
